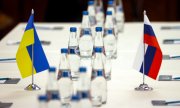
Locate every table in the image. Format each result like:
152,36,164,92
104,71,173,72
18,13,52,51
0,22,180,108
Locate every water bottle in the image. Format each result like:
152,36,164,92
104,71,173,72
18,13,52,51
92,47,104,80
68,49,80,81
68,27,78,51
116,0,125,32
58,48,70,80
46,67,59,99
91,70,107,105
68,27,80,80
38,95,48,108
70,94,80,108
104,11,116,37
81,11,91,37
80,91,92,108
87,0,96,26
79,30,93,58
94,27,104,52
95,0,104,26
107,0,118,36
58,71,73,105
79,57,92,83
87,1,97,39
103,29,117,59
107,0,116,18
47,93,61,108
77,67,91,92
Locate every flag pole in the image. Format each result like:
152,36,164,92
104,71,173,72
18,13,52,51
143,11,146,85
135,10,153,91
25,9,41,91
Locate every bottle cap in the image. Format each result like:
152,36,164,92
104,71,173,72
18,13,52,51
108,0,114,5
95,27,102,32
83,11,88,15
69,48,76,54
81,91,89,99
107,29,113,34
94,47,102,53
106,11,112,15
88,1,94,5
62,71,70,77
61,48,68,54
79,67,87,73
48,67,56,73
51,93,60,100
38,95,48,101
71,94,80,101
84,30,90,35
97,70,103,76
70,27,77,32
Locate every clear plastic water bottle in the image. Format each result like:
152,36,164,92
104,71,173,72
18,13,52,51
107,0,118,36
80,91,92,108
95,0,104,26
58,48,70,80
46,67,59,99
68,27,80,80
47,93,61,108
38,95,48,108
79,30,93,58
70,93,80,108
92,47,104,80
87,0,96,26
87,1,97,39
103,29,117,59
116,0,125,32
68,27,78,51
77,67,91,92
94,27,104,51
107,0,116,18
91,70,107,105
81,11,91,37
79,57,92,83
104,11,116,37
68,49,80,81
58,71,73,105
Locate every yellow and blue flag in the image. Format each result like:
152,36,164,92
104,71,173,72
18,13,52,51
16,11,49,78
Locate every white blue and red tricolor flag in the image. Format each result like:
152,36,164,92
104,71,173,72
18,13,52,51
133,12,162,80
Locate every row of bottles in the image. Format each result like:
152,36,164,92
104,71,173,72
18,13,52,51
58,47,112,81
85,0,125,35
79,25,117,59
37,1,123,107
68,26,116,80
38,66,107,108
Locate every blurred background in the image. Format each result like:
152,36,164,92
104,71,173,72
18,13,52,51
0,0,180,40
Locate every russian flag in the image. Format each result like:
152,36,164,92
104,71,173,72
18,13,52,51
133,12,162,80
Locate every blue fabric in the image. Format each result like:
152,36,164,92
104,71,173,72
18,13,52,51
27,13,49,73
144,24,155,36
140,46,156,75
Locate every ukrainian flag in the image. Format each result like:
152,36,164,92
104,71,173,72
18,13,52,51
16,11,49,78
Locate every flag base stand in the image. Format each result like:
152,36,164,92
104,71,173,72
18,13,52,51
25,83,41,91
135,83,153,91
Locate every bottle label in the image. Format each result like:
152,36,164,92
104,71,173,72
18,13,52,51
92,69,105,80
80,28,92,37
57,69,71,80
68,47,80,55
46,90,59,101
104,28,115,37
